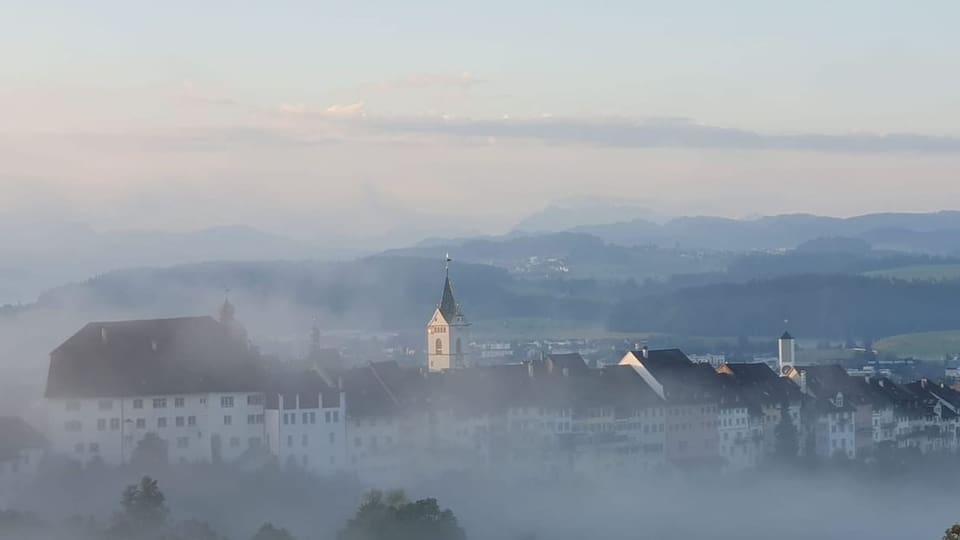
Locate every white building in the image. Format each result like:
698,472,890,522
264,375,348,475
45,309,269,467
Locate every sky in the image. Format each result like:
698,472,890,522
2,0,960,243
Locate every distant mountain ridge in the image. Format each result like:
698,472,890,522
570,211,960,252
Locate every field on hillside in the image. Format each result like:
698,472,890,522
875,330,960,360
864,264,960,281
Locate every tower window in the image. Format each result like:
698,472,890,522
435,338,443,355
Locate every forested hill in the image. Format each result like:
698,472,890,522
24,257,609,333
609,274,960,340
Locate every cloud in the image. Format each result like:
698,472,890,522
364,72,485,93
368,116,960,153
278,101,366,117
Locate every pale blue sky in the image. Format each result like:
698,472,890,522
2,1,959,240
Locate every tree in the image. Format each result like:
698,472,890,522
774,402,799,462
252,522,297,540
338,490,466,540
130,432,169,470
122,476,169,526
944,524,960,540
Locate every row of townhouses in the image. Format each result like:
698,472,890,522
26,269,960,485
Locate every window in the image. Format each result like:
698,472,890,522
247,395,263,406
136,418,146,429
98,400,113,411
175,397,185,408
66,401,81,411
456,338,462,355
435,338,443,355
158,417,167,428
176,417,184,427
65,420,82,432
177,437,189,449
223,415,232,426
229,437,239,448
309,412,316,424
188,416,196,427
97,419,107,431
302,412,309,424
302,434,308,447
133,399,143,409
221,396,234,408
110,418,120,431
333,411,339,423
153,398,167,409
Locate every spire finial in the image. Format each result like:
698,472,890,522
445,253,452,275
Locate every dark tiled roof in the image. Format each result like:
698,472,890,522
629,349,724,402
0,417,46,460
546,353,590,375
439,275,460,321
719,362,803,405
780,331,794,340
46,316,265,399
264,369,341,410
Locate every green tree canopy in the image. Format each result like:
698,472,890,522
338,490,466,540
944,524,960,540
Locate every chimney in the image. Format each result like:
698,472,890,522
642,346,649,359
921,378,929,390
100,327,108,343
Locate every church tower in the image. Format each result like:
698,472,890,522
778,330,795,376
426,256,469,372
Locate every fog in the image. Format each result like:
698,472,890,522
3,457,960,539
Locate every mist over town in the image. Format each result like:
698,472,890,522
4,2,960,540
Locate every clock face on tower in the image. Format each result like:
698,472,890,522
781,365,791,376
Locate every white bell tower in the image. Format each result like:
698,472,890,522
778,330,795,376
426,255,469,372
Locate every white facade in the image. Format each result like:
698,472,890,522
719,405,761,470
265,392,347,475
778,334,795,376
47,392,267,466
427,309,469,372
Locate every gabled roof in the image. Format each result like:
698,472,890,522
46,317,265,399
0,417,46,461
546,353,590,375
780,331,794,340
719,362,803,405
625,349,724,403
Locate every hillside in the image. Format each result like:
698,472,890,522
572,211,960,252
609,274,960,339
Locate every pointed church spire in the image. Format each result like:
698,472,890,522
219,288,235,323
439,254,459,321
